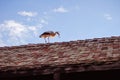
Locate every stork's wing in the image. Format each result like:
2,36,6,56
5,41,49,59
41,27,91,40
43,31,54,34
40,31,54,37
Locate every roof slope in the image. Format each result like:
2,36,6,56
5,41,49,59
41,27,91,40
0,36,120,77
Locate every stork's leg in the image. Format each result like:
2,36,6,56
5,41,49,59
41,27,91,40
48,37,49,43
44,38,47,43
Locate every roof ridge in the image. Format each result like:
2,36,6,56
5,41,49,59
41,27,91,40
0,36,119,50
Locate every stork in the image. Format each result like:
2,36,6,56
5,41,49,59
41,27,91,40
39,31,60,43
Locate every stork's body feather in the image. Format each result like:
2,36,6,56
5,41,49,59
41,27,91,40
39,31,60,43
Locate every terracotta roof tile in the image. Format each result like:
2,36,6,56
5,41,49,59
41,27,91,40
0,36,120,75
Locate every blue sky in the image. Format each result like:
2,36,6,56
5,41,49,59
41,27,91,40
0,0,120,46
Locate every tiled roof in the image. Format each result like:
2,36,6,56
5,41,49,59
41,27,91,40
0,36,120,77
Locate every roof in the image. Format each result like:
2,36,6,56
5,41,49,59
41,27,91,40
0,36,120,77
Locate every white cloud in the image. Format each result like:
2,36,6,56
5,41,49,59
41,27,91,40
0,20,27,37
18,11,37,17
53,6,68,13
0,20,41,46
104,13,112,20
28,26,38,35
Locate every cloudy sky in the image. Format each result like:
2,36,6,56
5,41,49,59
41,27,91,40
0,0,120,47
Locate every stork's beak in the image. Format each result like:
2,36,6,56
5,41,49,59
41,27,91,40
57,34,60,38
56,32,60,38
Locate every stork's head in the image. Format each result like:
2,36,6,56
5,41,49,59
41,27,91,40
55,31,60,38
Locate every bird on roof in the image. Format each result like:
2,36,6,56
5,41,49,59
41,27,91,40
39,31,60,43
